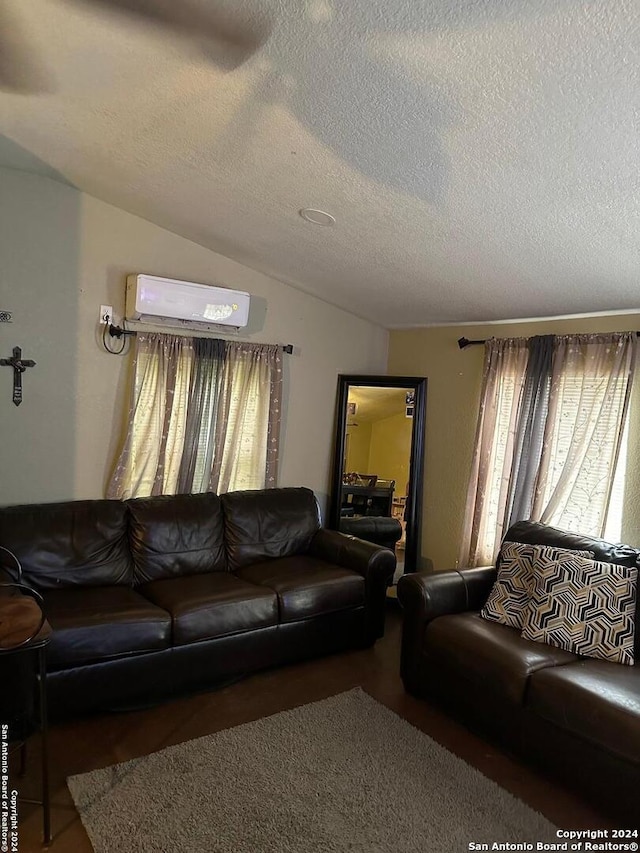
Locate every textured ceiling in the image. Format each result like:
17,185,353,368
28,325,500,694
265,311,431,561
1,0,639,327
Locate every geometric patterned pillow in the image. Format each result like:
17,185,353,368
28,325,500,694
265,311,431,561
521,554,637,666
480,541,594,631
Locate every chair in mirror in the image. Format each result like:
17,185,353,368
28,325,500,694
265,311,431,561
328,375,427,594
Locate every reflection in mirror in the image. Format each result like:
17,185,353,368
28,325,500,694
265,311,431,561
328,375,427,590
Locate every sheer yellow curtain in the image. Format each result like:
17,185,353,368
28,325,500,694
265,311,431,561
533,333,637,535
458,338,530,567
107,334,193,499
210,343,282,493
459,332,637,568
108,336,283,500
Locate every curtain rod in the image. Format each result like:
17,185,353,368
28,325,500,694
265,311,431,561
458,332,640,350
457,337,485,349
108,324,293,354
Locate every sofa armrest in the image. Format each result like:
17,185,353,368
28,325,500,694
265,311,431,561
397,566,496,693
309,528,393,578
308,529,396,642
397,565,496,622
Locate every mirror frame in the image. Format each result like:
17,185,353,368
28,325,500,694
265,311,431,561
328,374,427,574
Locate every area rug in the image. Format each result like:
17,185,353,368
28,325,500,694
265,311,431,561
68,689,557,853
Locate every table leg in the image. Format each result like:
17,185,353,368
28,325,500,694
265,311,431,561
38,646,51,844
18,741,27,777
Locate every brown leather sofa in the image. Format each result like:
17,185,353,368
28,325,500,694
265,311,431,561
397,520,640,823
0,487,395,719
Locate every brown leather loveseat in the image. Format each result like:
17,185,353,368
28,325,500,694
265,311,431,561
397,520,639,823
0,487,395,718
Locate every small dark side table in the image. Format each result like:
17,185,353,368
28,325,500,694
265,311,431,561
0,586,52,845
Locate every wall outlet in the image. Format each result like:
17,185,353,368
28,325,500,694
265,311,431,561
99,305,113,324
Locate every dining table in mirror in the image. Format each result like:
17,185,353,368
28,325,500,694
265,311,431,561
328,375,427,587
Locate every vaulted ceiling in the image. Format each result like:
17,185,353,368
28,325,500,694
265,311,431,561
1,0,638,327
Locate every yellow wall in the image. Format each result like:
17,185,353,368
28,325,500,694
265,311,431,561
388,315,640,570
368,411,412,492
345,422,372,473
345,411,412,494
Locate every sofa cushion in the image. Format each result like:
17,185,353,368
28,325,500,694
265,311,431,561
528,660,640,765
521,555,637,666
139,573,278,644
481,542,594,630
42,586,171,669
423,612,579,705
221,487,320,571
236,557,365,623
127,492,227,583
0,500,132,588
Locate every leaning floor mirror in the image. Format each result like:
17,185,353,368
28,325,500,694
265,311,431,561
328,375,427,589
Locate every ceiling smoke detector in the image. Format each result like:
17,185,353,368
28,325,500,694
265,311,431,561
299,208,336,226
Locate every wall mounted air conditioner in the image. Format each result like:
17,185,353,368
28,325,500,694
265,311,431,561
125,274,251,331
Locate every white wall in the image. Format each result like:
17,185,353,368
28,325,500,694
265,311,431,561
0,167,388,508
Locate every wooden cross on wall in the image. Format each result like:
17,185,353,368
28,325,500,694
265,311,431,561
0,347,36,406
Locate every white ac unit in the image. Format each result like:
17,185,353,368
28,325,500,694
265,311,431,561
125,274,251,331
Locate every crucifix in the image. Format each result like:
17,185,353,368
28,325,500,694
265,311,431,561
0,346,36,406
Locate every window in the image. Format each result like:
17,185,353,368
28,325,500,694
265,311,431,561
108,334,283,499
460,333,637,567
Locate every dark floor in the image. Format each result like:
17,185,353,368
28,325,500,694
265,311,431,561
14,606,613,851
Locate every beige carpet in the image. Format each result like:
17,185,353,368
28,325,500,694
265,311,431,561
68,689,557,853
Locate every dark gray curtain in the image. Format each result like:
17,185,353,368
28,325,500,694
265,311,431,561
176,337,225,493
503,335,554,530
